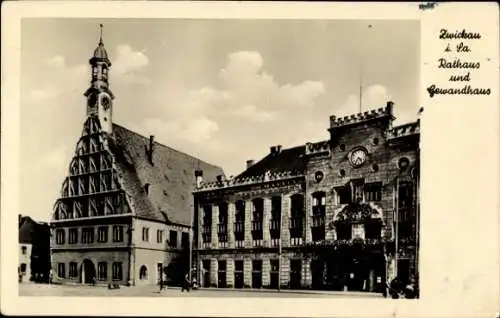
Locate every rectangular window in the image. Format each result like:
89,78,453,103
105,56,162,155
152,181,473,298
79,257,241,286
69,262,78,279
169,230,178,248
218,260,227,288
181,232,189,249
97,226,108,243
112,262,123,281
82,227,94,244
271,196,282,220
364,182,382,202
68,228,78,244
234,260,244,289
142,227,149,242
21,246,27,255
20,263,27,273
398,182,414,209
98,262,108,281
157,230,164,243
57,263,66,278
112,226,123,242
336,186,352,204
56,229,65,245
252,260,263,289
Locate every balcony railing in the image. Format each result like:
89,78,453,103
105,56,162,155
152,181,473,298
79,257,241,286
217,223,228,235
234,221,244,233
269,219,281,231
289,217,303,229
202,225,211,234
312,214,325,228
235,240,244,248
251,220,263,232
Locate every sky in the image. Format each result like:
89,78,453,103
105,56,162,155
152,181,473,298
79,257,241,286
20,18,420,222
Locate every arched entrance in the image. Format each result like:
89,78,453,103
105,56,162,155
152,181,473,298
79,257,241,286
80,259,96,284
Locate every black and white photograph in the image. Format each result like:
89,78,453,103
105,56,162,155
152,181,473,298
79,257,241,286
2,2,499,317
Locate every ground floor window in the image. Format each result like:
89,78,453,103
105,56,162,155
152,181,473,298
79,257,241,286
270,260,279,289
112,262,122,281
202,260,211,287
218,260,227,288
98,262,107,281
290,260,301,289
57,263,66,278
139,265,148,280
234,260,244,289
252,260,262,289
20,263,27,274
69,262,78,279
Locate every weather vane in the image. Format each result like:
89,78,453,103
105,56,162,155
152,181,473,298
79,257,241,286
99,24,103,44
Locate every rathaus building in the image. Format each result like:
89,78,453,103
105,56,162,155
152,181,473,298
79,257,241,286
50,31,223,286
192,102,420,292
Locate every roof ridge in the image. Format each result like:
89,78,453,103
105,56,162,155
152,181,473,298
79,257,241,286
112,123,223,171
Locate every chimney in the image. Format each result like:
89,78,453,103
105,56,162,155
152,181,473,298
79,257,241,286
148,135,155,164
195,170,203,188
246,160,255,169
270,145,282,155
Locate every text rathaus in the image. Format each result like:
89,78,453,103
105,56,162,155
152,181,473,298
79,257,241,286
193,103,420,293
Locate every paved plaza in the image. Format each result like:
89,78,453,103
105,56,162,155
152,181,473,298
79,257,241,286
19,283,383,298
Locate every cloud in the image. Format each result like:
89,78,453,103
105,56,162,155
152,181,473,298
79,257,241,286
113,44,150,84
142,117,219,145
183,51,325,122
44,55,65,69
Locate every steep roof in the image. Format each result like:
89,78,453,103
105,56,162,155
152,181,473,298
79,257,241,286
110,124,224,226
236,145,306,179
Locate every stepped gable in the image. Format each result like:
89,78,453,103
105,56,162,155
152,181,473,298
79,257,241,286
236,145,306,179
110,124,224,226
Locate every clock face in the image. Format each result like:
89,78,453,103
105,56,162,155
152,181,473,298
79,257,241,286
349,148,367,167
101,96,111,110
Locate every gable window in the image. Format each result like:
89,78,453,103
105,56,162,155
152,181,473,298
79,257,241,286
142,227,149,242
364,182,382,202
56,229,65,245
68,228,78,244
169,230,178,248
112,226,123,242
97,226,108,243
98,262,107,281
112,262,123,281
82,227,94,244
157,230,164,243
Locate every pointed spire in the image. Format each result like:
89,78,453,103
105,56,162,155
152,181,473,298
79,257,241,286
99,24,104,45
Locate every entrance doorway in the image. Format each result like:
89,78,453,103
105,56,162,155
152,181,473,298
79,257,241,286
80,259,96,284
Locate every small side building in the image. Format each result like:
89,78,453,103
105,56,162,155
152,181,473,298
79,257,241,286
19,215,51,283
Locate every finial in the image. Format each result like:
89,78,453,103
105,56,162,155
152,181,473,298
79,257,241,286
99,24,103,45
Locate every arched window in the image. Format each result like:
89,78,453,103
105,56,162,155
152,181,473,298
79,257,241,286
139,265,148,280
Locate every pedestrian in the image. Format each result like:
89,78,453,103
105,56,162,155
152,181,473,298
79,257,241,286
160,270,167,291
181,273,190,292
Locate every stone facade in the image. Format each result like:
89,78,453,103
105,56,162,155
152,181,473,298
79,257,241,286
193,102,420,292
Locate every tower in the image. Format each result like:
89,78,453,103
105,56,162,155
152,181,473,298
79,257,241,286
84,24,114,134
